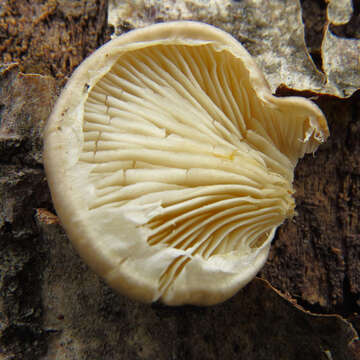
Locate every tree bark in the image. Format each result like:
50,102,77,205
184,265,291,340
0,0,359,359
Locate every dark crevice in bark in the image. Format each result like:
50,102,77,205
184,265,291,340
292,275,359,318
330,0,360,39
341,275,360,316
300,0,327,72
294,295,332,315
0,103,5,126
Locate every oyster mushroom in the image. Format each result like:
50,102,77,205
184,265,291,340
44,21,329,305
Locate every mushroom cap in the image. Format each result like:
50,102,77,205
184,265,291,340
44,21,329,305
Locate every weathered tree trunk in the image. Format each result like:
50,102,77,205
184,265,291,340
0,1,359,359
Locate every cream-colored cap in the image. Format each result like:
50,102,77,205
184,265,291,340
44,21,329,305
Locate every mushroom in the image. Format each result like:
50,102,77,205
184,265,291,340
44,21,329,305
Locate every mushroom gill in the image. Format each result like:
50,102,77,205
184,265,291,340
44,22,329,305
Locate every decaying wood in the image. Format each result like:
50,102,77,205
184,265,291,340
0,0,359,359
261,90,360,314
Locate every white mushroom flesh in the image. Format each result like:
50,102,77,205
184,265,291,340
44,22,329,305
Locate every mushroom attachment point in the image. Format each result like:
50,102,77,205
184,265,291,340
44,21,329,305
